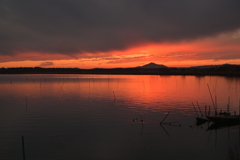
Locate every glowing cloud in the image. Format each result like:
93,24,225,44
1,1,240,68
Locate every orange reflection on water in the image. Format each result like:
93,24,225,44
1,75,240,115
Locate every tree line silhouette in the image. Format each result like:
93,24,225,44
1,64,240,76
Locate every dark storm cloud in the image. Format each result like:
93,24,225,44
38,61,54,67
1,0,240,55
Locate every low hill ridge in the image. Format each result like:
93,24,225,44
138,62,167,68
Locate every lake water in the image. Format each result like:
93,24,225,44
0,74,240,160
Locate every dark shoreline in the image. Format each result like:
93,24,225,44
1,64,240,77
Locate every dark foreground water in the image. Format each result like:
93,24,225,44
0,74,240,160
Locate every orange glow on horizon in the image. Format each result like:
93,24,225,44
1,33,240,69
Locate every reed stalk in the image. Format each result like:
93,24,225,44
207,84,217,116
22,136,25,160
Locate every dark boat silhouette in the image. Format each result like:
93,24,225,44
207,115,240,123
207,121,240,130
196,117,209,126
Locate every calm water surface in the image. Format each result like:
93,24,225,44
1,74,240,160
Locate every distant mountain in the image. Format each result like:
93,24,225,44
138,62,168,68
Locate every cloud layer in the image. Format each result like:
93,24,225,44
1,0,240,56
38,61,54,67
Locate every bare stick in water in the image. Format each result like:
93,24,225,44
196,101,203,117
239,98,240,116
25,96,28,107
160,111,170,124
25,96,28,113
22,136,26,160
205,105,208,117
227,96,230,114
207,84,217,116
208,105,211,116
192,102,199,117
215,95,217,115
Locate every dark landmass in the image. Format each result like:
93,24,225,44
137,62,168,68
1,63,240,76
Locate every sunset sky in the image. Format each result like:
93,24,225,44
1,1,240,69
